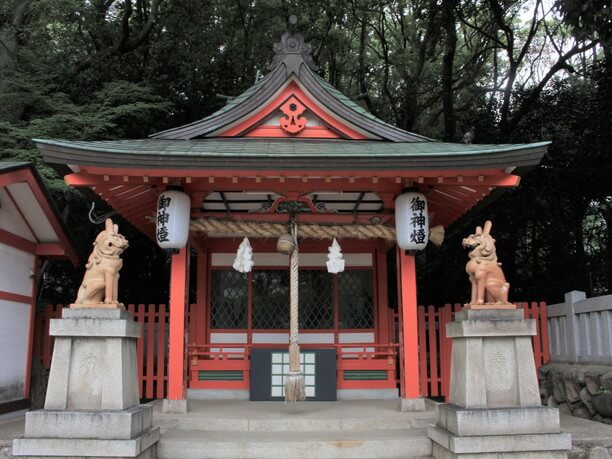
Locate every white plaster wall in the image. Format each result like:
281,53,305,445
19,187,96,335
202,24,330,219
0,300,29,402
252,333,334,344
8,183,56,242
338,332,375,343
0,243,35,296
0,188,35,241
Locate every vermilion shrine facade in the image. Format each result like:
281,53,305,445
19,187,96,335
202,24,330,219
34,27,548,406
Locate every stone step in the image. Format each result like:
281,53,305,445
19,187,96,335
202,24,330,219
153,400,437,433
157,428,433,459
155,414,435,433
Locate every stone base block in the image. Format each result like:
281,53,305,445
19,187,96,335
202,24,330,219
162,398,190,414
436,404,560,436
24,404,153,440
399,397,426,412
432,443,568,458
428,425,571,457
12,426,159,458
45,309,140,411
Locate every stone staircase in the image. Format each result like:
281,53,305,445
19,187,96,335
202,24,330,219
154,400,436,459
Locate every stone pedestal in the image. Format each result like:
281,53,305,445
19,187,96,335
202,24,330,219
428,309,571,458
13,308,159,458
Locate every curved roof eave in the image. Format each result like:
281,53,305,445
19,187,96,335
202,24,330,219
34,138,549,171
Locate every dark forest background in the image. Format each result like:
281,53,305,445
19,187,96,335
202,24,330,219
0,0,610,306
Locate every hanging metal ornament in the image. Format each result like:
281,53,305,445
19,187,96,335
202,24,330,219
276,233,296,255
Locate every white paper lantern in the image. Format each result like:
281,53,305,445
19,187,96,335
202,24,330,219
156,188,191,249
395,190,429,251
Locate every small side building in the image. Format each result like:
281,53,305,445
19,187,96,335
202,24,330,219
0,162,78,414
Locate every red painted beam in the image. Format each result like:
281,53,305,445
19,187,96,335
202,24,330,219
201,237,378,253
0,169,30,188
36,243,66,257
81,166,510,180
0,228,36,253
0,290,32,304
22,175,79,265
422,174,520,187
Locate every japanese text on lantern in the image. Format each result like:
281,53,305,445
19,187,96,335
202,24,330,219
156,196,171,243
409,197,427,245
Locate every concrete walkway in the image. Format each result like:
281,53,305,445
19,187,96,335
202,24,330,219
0,412,26,459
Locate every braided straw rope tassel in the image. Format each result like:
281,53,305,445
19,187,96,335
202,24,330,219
285,222,305,402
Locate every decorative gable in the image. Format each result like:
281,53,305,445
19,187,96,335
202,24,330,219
213,81,370,139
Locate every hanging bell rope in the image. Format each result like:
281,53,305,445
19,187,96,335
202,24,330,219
190,217,444,246
285,221,305,402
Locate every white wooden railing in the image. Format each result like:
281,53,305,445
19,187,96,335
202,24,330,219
548,291,612,364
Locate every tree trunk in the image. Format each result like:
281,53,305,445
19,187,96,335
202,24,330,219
604,45,612,293
441,0,458,141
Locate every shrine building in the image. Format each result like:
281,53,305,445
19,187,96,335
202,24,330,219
33,26,549,407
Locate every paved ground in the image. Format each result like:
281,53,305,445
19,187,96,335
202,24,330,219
560,414,612,457
0,411,26,459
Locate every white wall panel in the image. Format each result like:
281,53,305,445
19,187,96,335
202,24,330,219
251,332,334,344
210,333,248,344
0,189,35,241
0,300,29,402
0,243,34,296
338,332,375,343
8,183,56,242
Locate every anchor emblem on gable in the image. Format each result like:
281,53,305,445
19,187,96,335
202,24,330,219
279,96,307,134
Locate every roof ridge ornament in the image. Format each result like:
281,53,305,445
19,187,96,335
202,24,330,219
269,15,318,75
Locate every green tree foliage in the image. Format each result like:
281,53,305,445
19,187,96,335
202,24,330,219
0,0,608,304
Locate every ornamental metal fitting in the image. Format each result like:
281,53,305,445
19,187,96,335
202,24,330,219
269,16,317,73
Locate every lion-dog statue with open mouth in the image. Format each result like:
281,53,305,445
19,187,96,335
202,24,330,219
462,220,512,308
72,218,129,308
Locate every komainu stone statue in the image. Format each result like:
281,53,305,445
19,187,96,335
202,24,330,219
72,218,128,308
462,220,513,309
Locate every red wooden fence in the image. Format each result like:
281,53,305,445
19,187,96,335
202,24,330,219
31,303,191,399
33,302,549,400
417,302,550,400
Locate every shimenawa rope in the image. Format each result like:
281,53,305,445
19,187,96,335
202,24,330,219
284,222,305,402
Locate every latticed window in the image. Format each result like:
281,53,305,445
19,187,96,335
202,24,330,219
210,270,248,329
252,270,333,329
252,270,290,329
338,270,374,329
210,267,374,330
298,270,333,329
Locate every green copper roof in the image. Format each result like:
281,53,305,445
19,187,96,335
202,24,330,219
35,138,549,171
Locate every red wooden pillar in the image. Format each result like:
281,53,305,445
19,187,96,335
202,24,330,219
397,247,422,404
195,247,208,345
24,256,40,398
167,246,189,401
376,242,390,345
